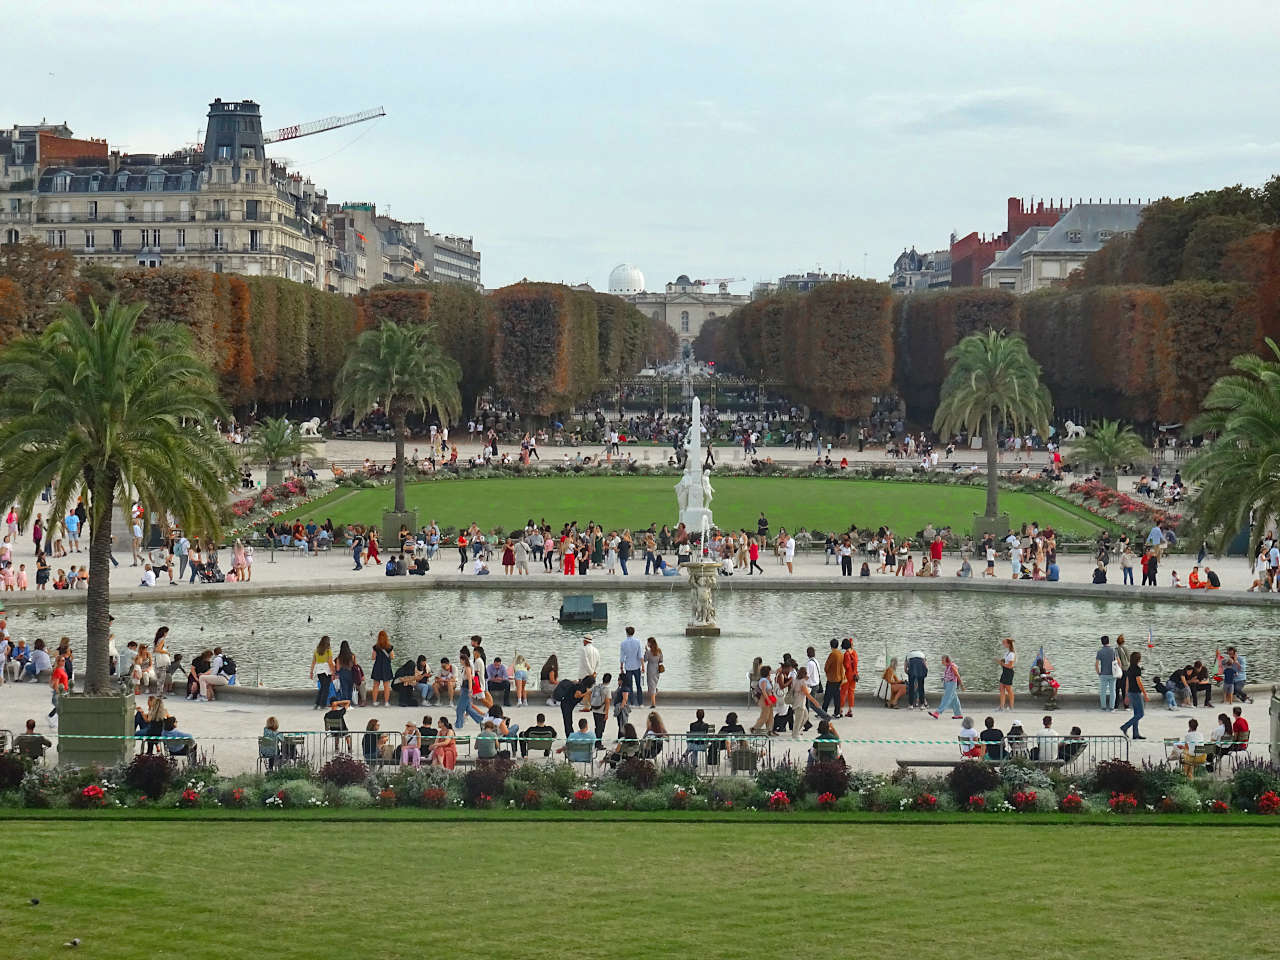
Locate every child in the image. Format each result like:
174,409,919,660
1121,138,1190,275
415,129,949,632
1170,570,1183,588
49,654,70,725
16,563,27,591
1,564,13,592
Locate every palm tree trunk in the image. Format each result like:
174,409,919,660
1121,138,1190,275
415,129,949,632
84,468,118,696
393,411,407,514
985,412,999,518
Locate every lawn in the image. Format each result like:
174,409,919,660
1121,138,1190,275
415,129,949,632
3,821,1276,959
279,476,1114,539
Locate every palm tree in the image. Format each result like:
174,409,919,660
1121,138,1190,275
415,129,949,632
0,299,234,696
1069,419,1149,487
933,329,1053,523
1183,338,1280,554
334,320,462,523
243,415,317,484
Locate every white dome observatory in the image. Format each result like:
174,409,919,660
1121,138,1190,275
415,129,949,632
608,263,645,295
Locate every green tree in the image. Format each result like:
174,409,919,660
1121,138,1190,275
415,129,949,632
1069,419,1149,484
0,299,233,695
932,330,1053,521
335,320,462,514
243,415,317,480
1183,338,1280,554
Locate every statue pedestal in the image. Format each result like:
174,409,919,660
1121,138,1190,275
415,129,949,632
684,561,721,637
680,507,714,533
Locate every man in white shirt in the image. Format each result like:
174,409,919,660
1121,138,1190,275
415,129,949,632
783,534,795,574
140,563,156,587
618,627,643,704
579,635,600,684
1034,715,1059,762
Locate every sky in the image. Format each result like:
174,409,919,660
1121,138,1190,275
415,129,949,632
8,0,1280,292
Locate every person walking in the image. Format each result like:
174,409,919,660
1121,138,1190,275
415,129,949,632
1119,650,1149,739
309,636,333,710
905,650,928,710
1095,635,1117,711
929,655,964,719
748,536,764,575
751,664,775,734
1114,634,1131,709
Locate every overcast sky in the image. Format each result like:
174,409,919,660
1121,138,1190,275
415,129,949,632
9,1,1280,291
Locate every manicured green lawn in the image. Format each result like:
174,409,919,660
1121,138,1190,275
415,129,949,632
4,822,1275,959
279,476,1113,538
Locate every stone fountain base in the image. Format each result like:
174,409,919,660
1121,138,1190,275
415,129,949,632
685,623,721,637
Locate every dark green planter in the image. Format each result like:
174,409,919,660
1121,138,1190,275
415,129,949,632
383,510,417,550
57,693,132,768
265,468,284,487
972,513,1011,541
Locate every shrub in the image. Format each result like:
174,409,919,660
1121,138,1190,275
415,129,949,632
337,785,373,809
816,791,838,811
965,794,987,812
1093,759,1141,797
865,782,908,812
221,786,252,808
268,780,325,808
1108,791,1138,814
945,760,1000,803
1160,783,1202,813
656,761,699,789
1259,790,1280,815
1230,760,1280,811
804,759,850,798
463,760,514,804
913,792,938,811
71,784,109,809
124,754,177,798
318,755,368,787
630,789,666,811
20,771,54,808
998,761,1053,794
546,763,582,795
758,762,806,799
615,757,657,791
0,753,28,791
1060,792,1085,813
1138,761,1182,804
517,788,541,810
668,787,691,810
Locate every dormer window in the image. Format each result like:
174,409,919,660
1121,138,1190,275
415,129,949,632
1066,229,1082,243
1098,229,1114,241
52,172,72,192
147,172,165,191
116,172,129,191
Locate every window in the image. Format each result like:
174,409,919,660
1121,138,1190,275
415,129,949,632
212,200,227,219
176,228,185,249
240,146,255,160
139,230,148,248
212,228,223,250
216,145,232,160
150,229,160,248
87,200,97,220
112,229,122,251
244,169,256,184
1098,229,1114,241
8,199,20,214
88,175,99,193
147,172,165,191
52,172,71,192
116,172,129,190
249,229,261,252
4,229,18,245
12,143,26,163
245,199,259,221
1066,229,1082,243
216,169,227,184
48,230,66,248
680,310,690,333
213,261,223,274
179,200,190,221
84,231,95,250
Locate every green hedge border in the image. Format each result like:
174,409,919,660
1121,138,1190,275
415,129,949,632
0,808,1273,827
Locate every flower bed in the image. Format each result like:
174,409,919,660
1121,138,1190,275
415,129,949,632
1065,480,1182,536
1,755,1275,820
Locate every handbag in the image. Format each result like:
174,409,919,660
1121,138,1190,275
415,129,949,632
658,663,665,674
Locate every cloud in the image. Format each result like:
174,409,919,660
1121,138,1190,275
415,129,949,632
671,99,758,136
864,87,1082,135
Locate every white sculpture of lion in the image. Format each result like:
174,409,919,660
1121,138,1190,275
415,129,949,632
299,417,322,438
1064,420,1086,440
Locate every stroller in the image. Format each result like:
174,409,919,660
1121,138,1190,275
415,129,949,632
195,560,226,584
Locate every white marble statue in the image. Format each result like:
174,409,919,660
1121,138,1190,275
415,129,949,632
676,396,714,531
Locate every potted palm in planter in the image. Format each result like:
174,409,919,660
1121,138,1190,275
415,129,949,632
335,320,461,546
1068,419,1148,490
0,299,234,766
933,330,1053,539
244,416,317,487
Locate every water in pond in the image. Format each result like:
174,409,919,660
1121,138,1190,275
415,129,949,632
86,589,1276,693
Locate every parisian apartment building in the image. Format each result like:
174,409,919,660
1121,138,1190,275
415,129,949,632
0,99,481,294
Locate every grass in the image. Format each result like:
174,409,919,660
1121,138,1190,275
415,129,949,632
4,821,1276,959
278,476,1115,539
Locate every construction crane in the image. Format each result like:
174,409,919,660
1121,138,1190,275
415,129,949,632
262,107,386,144
693,277,745,293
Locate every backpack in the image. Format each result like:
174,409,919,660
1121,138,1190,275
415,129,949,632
219,655,237,677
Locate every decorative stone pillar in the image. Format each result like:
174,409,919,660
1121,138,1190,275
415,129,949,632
685,561,720,636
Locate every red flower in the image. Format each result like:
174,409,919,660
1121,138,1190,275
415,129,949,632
1258,790,1280,815
1060,792,1084,813
966,794,986,811
816,792,838,810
